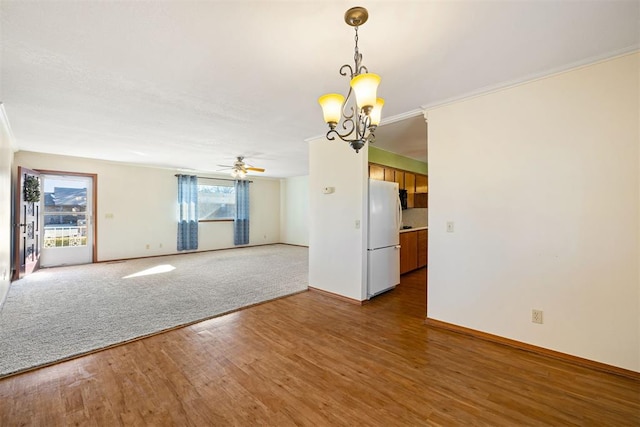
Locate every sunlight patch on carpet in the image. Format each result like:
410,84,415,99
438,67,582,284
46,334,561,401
0,244,308,378
123,264,176,279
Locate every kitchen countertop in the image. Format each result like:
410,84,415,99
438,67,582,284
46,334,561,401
400,226,428,233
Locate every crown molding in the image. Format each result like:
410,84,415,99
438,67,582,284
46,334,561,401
378,109,425,126
421,47,639,112
306,48,639,143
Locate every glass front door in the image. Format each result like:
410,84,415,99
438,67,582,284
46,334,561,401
40,175,93,267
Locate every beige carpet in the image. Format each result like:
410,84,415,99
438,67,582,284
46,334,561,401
0,244,308,378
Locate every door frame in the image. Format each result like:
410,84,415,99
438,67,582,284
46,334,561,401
12,167,42,280
34,169,98,266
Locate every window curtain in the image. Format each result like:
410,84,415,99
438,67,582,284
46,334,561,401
234,179,250,245
177,174,198,251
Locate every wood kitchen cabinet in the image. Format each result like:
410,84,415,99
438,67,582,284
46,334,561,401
418,229,427,268
414,193,428,208
369,164,384,181
384,168,395,182
400,229,428,274
416,174,428,193
414,174,428,208
400,231,419,274
369,163,396,183
394,170,404,189
405,172,415,208
368,164,428,209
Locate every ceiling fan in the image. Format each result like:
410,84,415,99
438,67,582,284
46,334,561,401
217,156,265,178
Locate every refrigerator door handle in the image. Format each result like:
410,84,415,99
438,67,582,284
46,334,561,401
397,194,402,230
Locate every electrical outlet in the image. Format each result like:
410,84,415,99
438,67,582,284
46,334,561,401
145,244,150,250
532,309,543,324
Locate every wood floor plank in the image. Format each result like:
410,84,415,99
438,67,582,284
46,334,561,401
0,267,638,426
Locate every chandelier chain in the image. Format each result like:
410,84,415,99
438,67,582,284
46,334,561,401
354,26,359,65
326,24,373,151
353,26,361,78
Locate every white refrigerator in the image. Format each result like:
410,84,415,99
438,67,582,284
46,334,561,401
367,179,401,298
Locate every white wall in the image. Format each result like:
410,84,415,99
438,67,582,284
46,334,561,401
427,53,639,371
280,175,309,246
14,151,281,261
309,138,368,301
0,105,15,306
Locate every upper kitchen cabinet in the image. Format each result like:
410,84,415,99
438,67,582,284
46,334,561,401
369,164,385,181
368,162,427,208
394,170,404,189
384,168,395,182
414,174,428,208
405,172,415,208
416,175,428,193
369,163,398,184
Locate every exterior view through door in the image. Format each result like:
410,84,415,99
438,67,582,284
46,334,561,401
40,174,94,267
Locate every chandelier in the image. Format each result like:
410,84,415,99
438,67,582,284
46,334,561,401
318,6,384,153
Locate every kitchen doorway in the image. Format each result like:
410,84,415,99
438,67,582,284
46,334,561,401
40,173,97,267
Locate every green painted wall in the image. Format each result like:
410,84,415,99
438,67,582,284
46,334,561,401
368,146,428,174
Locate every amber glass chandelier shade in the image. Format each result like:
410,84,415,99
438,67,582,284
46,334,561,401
318,93,346,124
350,73,380,110
369,98,385,126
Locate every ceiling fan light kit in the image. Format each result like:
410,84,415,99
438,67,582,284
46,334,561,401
231,169,246,179
217,156,265,179
318,6,383,153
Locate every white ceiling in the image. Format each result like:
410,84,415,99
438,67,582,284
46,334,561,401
1,1,638,177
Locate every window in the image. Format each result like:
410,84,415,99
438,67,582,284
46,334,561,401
198,183,235,221
43,176,89,247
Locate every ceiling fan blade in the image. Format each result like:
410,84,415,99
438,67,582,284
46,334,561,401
246,167,265,172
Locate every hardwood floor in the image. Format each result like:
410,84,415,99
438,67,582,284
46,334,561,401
1,267,638,426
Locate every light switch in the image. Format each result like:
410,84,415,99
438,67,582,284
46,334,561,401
446,221,454,233
355,220,360,229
